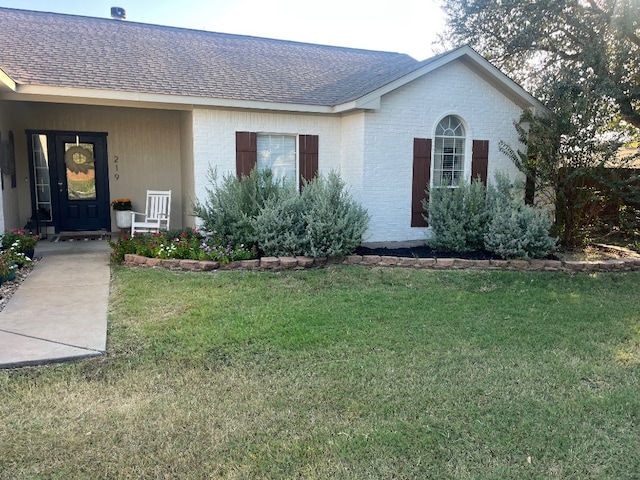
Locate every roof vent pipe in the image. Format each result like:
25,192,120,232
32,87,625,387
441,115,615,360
111,7,126,20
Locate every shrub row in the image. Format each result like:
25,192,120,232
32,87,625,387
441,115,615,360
192,169,369,258
424,174,557,259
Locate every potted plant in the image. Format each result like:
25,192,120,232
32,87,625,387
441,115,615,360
1,229,39,259
111,198,133,229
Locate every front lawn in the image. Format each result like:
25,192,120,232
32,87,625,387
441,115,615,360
1,267,639,478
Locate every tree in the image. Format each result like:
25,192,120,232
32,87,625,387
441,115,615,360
443,0,640,246
441,0,640,128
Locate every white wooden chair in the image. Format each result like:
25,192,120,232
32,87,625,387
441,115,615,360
130,190,171,235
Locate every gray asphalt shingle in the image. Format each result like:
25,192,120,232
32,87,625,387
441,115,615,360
0,7,429,106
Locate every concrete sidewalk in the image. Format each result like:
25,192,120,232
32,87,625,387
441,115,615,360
0,239,111,369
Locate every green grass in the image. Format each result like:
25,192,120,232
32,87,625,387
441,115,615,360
1,266,639,479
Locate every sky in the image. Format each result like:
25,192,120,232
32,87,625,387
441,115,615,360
0,0,447,60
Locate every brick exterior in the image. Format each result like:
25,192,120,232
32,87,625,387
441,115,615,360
192,59,526,243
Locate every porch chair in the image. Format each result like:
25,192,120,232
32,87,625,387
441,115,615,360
130,190,171,235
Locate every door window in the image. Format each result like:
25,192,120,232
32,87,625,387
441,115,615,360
64,142,96,200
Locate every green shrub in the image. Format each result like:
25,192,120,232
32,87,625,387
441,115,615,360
194,168,369,258
251,185,307,257
192,168,286,246
300,172,369,257
422,173,557,259
484,173,557,259
423,180,488,252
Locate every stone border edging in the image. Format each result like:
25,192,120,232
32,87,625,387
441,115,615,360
123,254,640,272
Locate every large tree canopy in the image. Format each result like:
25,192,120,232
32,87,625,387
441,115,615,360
442,0,640,128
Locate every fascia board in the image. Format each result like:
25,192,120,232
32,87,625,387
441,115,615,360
0,68,16,92
1,84,337,114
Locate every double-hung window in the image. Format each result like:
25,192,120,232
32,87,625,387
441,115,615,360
235,131,319,189
257,134,297,184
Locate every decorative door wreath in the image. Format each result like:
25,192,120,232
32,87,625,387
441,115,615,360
64,145,95,174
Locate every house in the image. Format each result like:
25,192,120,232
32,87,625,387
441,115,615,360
0,7,546,243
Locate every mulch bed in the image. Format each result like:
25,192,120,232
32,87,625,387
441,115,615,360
355,245,503,260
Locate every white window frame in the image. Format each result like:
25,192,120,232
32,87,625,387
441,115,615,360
432,115,467,188
257,133,298,187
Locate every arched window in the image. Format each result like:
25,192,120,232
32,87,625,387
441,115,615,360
433,116,465,187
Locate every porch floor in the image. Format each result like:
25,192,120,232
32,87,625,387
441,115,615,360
0,237,111,368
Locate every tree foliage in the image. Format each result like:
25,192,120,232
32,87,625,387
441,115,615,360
444,0,640,246
442,0,640,128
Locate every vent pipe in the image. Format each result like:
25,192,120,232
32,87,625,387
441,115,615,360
111,7,126,20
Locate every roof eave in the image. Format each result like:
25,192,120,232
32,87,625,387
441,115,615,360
0,84,338,114
0,68,16,92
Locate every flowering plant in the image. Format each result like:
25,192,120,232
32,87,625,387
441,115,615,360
109,229,258,264
0,250,19,281
1,229,39,253
110,198,133,211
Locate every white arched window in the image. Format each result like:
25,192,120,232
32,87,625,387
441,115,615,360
433,116,465,187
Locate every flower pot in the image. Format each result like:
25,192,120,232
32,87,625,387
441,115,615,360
115,210,132,229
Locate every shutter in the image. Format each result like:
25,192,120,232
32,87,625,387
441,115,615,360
471,140,489,186
299,134,319,189
411,138,431,227
525,174,535,205
235,132,257,178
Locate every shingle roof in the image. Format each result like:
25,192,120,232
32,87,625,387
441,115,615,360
0,7,428,106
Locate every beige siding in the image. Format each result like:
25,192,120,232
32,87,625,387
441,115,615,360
0,101,189,231
179,111,195,229
0,100,16,231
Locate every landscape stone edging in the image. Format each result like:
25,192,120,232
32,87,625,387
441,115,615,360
123,254,640,273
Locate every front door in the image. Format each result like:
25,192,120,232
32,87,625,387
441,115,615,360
53,133,110,231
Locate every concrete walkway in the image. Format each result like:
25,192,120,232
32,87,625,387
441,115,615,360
0,238,111,369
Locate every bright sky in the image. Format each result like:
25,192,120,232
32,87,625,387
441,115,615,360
0,0,447,60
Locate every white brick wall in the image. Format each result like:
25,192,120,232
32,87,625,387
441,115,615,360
361,60,526,242
192,109,343,204
191,59,528,243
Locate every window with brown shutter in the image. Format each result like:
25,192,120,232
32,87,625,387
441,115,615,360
236,132,318,187
411,138,431,227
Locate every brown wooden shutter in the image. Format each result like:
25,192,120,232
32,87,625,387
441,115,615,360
235,132,257,178
411,138,431,227
299,134,319,188
471,140,489,186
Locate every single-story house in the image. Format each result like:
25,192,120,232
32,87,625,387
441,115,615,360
0,7,546,243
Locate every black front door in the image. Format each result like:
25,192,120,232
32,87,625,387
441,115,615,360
54,133,110,231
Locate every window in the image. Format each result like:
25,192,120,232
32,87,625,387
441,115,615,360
257,134,297,184
433,116,465,187
31,134,53,221
411,118,489,228
236,132,318,188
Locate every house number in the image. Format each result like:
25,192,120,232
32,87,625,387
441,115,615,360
114,156,120,180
